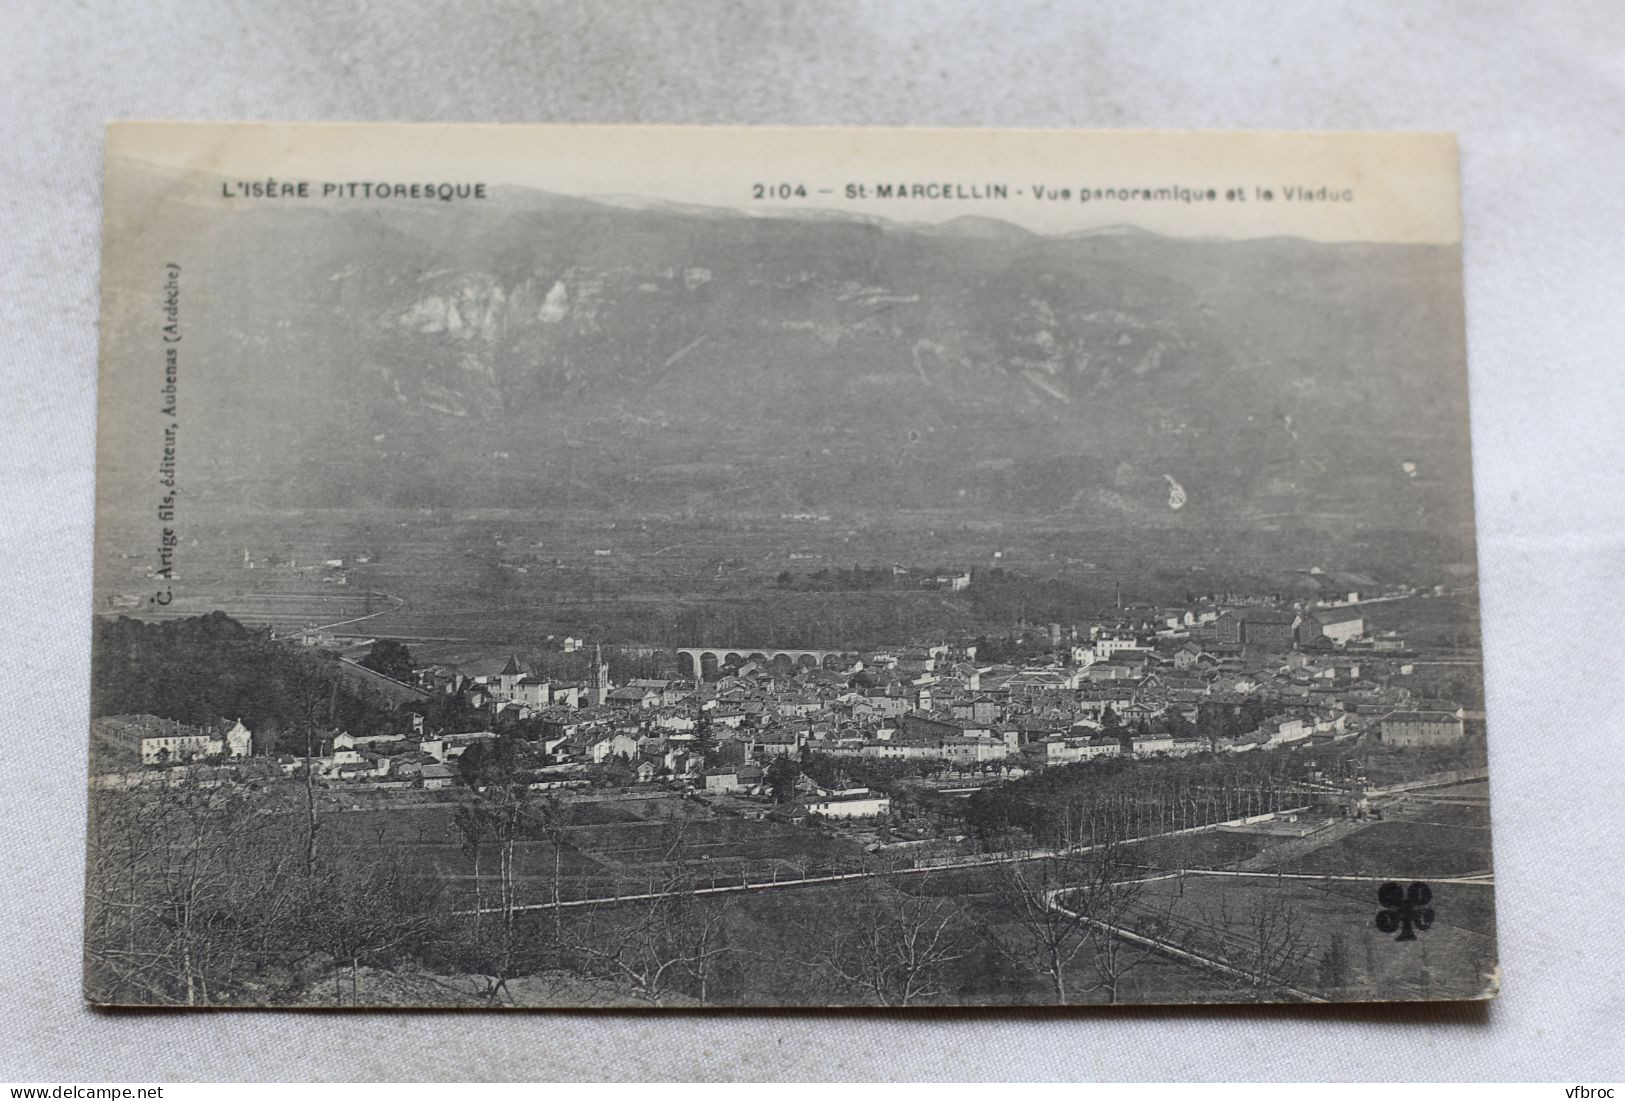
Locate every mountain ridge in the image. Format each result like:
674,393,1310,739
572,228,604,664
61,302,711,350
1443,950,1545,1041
98,156,1474,565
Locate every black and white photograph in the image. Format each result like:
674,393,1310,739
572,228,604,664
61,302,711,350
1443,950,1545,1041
6,0,1625,1087
85,123,1494,1009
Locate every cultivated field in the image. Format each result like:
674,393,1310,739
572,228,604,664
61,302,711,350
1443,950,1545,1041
95,502,1481,654
1098,794,1497,1003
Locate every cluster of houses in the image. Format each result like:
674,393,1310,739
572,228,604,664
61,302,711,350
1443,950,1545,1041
90,592,1476,812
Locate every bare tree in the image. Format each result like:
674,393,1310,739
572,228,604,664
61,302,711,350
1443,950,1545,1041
810,870,972,1007
307,853,444,1005
1210,884,1315,1001
990,804,1096,1003
1078,839,1158,1005
1028,810,1159,1005
561,826,733,1005
451,782,541,1001
453,802,490,950
1317,933,1352,994
231,799,313,981
84,774,301,1006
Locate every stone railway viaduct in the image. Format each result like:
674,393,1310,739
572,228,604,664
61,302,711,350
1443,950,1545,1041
674,646,844,680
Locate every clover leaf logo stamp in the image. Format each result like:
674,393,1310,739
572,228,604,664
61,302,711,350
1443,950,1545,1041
1376,882,1435,941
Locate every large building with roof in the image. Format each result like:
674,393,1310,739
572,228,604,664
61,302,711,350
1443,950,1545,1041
1378,710,1465,747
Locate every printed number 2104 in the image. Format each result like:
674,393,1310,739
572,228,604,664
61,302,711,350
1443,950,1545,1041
752,183,808,199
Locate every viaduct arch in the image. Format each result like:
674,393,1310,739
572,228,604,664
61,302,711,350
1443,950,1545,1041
675,646,843,680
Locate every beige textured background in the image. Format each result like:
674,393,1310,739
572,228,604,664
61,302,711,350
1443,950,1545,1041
2,0,1622,1082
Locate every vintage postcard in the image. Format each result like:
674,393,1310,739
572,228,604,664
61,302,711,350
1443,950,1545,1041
87,123,1494,1008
